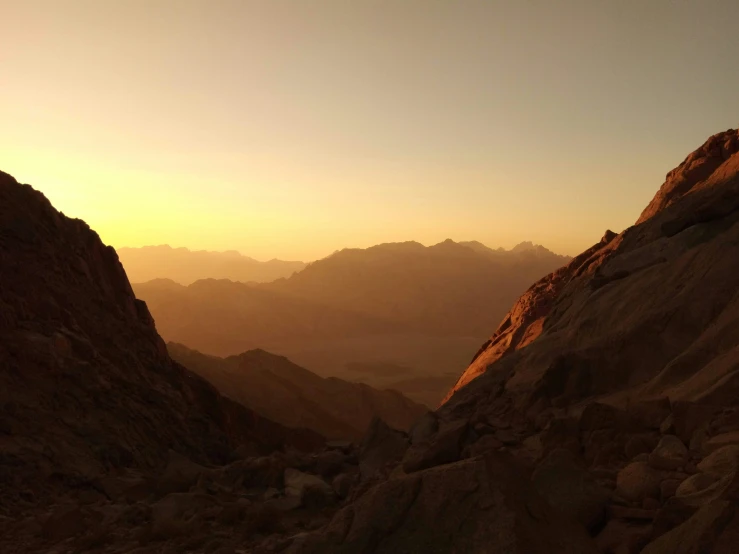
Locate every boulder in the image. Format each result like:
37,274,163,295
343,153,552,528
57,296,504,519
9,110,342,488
148,492,216,540
649,435,688,471
696,444,739,478
609,505,658,521
661,478,684,501
156,450,210,495
314,450,347,478
579,403,638,432
408,412,438,445
689,425,710,452
284,468,334,501
325,440,353,453
660,414,675,435
467,433,503,457
702,431,739,455
625,434,660,460
41,506,92,542
671,402,720,444
595,519,652,554
331,473,354,499
631,398,672,430
286,453,599,554
641,500,735,554
616,462,661,502
358,418,408,481
532,453,611,531
676,474,720,498
402,419,468,473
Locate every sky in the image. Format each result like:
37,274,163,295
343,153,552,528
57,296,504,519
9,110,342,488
1,1,738,261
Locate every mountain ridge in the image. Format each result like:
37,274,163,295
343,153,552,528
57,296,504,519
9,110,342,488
116,244,306,285
168,342,428,440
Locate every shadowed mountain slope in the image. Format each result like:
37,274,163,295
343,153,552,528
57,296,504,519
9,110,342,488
132,277,401,355
0,171,324,519
168,343,427,440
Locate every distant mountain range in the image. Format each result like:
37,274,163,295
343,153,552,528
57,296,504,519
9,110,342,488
116,244,306,284
261,239,570,336
168,342,427,439
133,239,570,406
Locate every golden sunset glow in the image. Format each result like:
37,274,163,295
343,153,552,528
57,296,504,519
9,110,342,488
2,1,738,261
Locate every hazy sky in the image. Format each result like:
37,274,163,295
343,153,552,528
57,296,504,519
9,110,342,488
2,1,738,261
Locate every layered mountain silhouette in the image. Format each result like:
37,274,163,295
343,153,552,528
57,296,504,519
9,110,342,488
5,127,739,553
117,244,305,285
261,238,570,336
168,343,427,440
134,240,569,406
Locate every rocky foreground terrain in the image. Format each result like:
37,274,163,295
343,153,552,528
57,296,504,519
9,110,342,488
1,127,739,553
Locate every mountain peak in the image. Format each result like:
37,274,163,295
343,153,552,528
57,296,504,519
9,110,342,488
637,127,738,224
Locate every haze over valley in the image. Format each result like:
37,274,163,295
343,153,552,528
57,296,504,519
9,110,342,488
129,239,569,406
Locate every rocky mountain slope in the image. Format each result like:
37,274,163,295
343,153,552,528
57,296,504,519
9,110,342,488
284,128,739,553
0,171,361,553
117,245,306,285
168,343,427,440
447,127,739,406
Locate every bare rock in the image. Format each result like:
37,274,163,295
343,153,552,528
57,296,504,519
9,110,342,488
625,434,660,460
609,505,658,521
467,433,503,457
660,414,675,435
157,451,210,495
358,417,408,481
616,462,661,502
532,453,611,531
649,435,688,471
696,444,739,478
331,473,354,499
671,402,720,445
595,519,652,554
314,450,347,478
661,478,684,501
284,468,334,502
702,431,739,455
676,474,719,498
402,419,468,473
631,398,672,430
641,500,735,554
148,492,216,540
408,412,438,445
286,453,599,554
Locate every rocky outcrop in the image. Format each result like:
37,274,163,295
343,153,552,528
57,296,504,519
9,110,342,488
446,128,739,410
637,128,739,224
288,453,599,554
